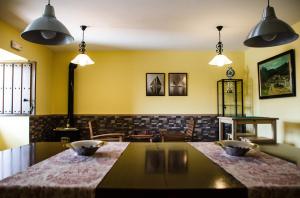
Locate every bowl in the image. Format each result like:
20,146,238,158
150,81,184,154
68,140,106,156
217,140,258,156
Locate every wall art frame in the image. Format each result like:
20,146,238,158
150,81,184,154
257,49,296,99
168,73,188,96
146,73,165,96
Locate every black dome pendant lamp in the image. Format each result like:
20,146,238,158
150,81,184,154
21,0,74,45
244,0,298,47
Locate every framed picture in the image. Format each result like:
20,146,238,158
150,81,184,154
168,73,187,96
146,73,165,96
258,49,296,99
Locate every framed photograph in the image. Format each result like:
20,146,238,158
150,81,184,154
168,73,187,96
146,73,165,96
258,49,296,99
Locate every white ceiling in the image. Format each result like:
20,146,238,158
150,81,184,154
0,0,300,51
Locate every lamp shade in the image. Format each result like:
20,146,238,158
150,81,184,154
209,54,232,67
71,54,94,66
21,4,74,45
244,6,298,47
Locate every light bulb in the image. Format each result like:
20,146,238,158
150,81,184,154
262,34,277,42
41,30,57,39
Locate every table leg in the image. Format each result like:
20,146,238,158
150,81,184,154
271,120,277,143
219,121,224,141
232,121,237,140
253,123,258,137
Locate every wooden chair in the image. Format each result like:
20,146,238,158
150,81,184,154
160,118,195,142
88,120,125,142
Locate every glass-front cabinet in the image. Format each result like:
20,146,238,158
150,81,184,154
217,79,243,116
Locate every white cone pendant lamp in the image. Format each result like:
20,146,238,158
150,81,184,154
244,0,298,47
71,25,94,66
21,0,74,45
209,26,232,67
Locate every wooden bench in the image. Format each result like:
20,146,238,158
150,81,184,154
259,143,300,166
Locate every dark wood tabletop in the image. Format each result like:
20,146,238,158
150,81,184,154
0,142,66,180
96,142,247,197
1,142,247,197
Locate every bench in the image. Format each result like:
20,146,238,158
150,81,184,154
259,143,300,166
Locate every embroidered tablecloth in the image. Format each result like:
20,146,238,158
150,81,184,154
189,142,300,198
0,142,129,198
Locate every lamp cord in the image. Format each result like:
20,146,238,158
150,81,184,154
82,29,85,42
80,25,88,42
79,27,86,54
216,28,223,55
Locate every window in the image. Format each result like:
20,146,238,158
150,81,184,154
0,62,36,115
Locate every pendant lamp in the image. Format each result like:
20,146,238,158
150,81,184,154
71,25,94,66
21,0,74,45
244,0,298,47
209,26,232,67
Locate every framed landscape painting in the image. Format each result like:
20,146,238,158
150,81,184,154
168,73,187,96
146,73,165,96
258,49,296,99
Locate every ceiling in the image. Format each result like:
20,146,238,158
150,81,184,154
0,0,300,51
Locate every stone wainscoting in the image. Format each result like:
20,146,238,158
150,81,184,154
30,114,220,142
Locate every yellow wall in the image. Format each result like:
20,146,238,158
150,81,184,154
0,117,29,150
0,20,53,149
245,21,300,148
52,51,245,114
2,14,299,150
0,20,54,115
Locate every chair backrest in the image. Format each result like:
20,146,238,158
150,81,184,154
88,120,124,142
185,118,195,139
88,120,95,139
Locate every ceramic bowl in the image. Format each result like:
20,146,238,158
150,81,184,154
217,140,258,156
69,140,105,156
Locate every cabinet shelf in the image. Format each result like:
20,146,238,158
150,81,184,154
222,105,243,106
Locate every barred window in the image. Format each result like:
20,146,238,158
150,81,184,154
0,62,36,115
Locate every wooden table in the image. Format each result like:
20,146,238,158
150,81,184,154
96,143,246,197
126,134,154,142
52,127,80,142
126,128,160,142
1,142,246,197
3,142,300,197
0,142,66,180
218,116,278,144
